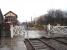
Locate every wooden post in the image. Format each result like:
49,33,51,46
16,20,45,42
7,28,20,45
10,25,14,38
47,24,51,37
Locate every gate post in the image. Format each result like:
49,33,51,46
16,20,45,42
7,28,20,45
47,24,51,37
10,25,14,38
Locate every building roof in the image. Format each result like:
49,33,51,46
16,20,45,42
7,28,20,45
4,11,17,17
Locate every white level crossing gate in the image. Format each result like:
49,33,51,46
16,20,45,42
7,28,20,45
47,24,67,38
10,25,25,38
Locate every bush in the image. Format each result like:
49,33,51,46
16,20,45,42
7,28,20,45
33,24,44,30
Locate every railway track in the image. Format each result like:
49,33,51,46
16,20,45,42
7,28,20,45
40,37,67,50
25,37,67,50
52,37,67,45
24,39,34,50
25,38,55,50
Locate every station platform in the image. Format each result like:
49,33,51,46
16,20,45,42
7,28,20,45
0,36,27,50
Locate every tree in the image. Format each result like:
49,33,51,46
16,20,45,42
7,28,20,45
36,9,67,25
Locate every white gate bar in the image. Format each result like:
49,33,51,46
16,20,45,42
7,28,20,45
10,25,14,38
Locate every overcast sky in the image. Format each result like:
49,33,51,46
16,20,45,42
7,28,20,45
0,0,67,22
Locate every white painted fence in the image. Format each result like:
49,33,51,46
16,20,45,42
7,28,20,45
47,24,67,38
10,25,25,38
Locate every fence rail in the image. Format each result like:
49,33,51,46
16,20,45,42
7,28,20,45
10,25,25,38
47,24,67,38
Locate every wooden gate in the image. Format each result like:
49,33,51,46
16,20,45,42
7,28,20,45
47,25,67,38
10,25,25,38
